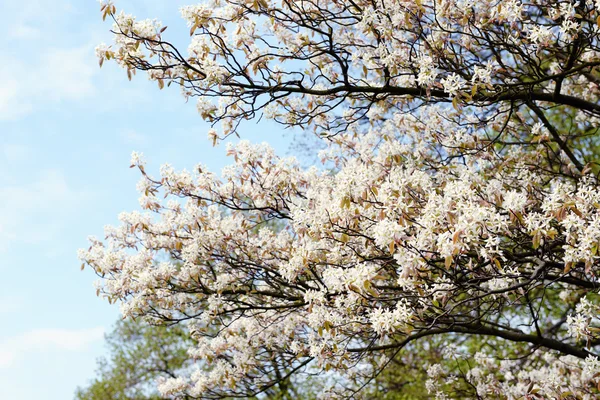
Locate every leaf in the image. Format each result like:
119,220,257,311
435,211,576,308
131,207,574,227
493,258,502,271
452,230,461,244
452,96,460,111
585,259,592,274
340,196,351,209
445,256,453,268
347,283,360,293
365,285,380,298
563,262,573,274
532,232,540,249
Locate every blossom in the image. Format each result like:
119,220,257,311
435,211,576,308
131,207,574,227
368,300,413,335
157,377,188,396
441,73,465,96
528,26,554,46
567,313,590,341
129,151,145,168
583,355,600,381
416,55,439,87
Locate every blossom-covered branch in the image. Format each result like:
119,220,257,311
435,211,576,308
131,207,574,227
84,0,600,398
97,0,600,142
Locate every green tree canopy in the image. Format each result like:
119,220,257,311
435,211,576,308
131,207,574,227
75,319,192,400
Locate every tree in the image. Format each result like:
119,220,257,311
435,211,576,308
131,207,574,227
75,319,192,400
76,318,315,400
82,0,600,398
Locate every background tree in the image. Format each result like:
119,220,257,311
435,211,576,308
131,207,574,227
83,0,600,398
76,318,319,400
75,319,192,400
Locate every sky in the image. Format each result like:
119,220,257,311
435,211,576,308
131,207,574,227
0,1,293,398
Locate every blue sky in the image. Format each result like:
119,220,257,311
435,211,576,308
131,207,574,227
0,1,293,398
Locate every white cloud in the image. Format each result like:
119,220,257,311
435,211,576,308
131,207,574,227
0,45,97,121
0,327,105,369
0,295,24,315
121,129,149,145
0,63,32,121
0,169,88,251
0,0,99,121
0,0,201,121
1,143,30,163
3,0,73,41
9,23,40,39
39,47,97,101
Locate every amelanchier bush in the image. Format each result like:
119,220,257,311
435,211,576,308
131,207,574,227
82,0,600,398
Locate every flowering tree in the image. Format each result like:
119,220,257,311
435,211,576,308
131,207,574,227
82,0,600,398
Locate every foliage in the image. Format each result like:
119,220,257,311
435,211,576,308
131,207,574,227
83,0,600,398
76,318,322,400
75,319,192,400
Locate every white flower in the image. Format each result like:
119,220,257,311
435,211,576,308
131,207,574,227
157,377,187,396
130,151,145,168
471,63,495,85
503,190,527,212
583,355,600,381
427,363,444,378
528,26,554,46
441,73,465,96
369,300,413,335
567,313,589,340
491,0,522,23
371,219,405,248
416,55,439,87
